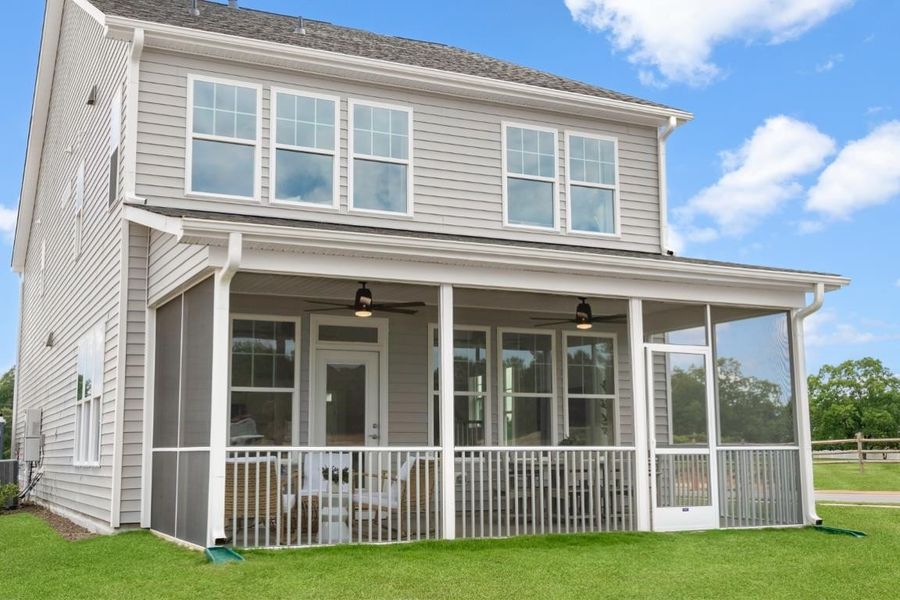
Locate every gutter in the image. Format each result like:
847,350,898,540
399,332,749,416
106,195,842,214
658,115,684,255
793,282,826,525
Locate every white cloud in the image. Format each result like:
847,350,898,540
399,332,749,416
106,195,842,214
564,0,852,86
805,310,900,348
676,115,835,238
895,278,900,288
866,105,889,115
0,205,16,244
815,52,844,72
806,121,900,219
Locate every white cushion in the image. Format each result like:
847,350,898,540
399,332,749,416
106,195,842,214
352,490,399,510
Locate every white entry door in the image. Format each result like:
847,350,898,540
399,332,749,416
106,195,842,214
315,350,381,446
646,344,719,531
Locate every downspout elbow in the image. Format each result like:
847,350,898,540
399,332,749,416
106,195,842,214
796,282,825,320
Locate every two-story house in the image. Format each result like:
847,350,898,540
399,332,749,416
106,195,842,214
11,0,848,550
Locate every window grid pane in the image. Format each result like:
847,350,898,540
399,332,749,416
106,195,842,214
275,92,335,152
193,80,257,142
570,186,615,233
569,135,615,185
507,126,555,178
354,104,408,160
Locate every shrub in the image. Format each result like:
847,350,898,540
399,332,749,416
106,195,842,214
0,482,18,511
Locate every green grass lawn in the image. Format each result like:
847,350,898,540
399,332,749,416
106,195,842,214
1,504,898,599
814,461,900,491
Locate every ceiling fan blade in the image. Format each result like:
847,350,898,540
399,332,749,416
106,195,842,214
535,320,575,327
530,316,571,321
305,306,354,313
591,313,628,322
306,300,354,308
377,307,420,315
373,301,427,309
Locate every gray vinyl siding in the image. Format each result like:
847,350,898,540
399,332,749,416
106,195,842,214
14,0,129,525
135,50,661,253
229,294,635,448
146,229,210,306
118,223,149,524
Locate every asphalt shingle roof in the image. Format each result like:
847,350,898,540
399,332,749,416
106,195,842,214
130,204,840,277
88,0,680,111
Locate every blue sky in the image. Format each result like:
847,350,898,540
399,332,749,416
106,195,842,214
0,0,898,374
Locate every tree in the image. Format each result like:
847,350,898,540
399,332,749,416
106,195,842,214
0,367,13,459
808,358,900,440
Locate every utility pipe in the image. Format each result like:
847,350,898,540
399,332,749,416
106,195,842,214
658,115,682,255
793,282,825,525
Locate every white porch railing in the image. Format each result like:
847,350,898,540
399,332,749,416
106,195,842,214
225,447,441,548
455,447,637,538
717,448,802,528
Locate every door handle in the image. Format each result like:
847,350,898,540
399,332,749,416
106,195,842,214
368,434,379,440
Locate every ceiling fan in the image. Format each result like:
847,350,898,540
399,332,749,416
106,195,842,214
306,282,426,317
530,298,626,330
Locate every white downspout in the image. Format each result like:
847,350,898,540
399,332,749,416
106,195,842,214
207,232,242,546
658,115,681,255
793,282,825,525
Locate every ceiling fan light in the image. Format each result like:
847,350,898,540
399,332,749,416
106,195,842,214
354,282,373,317
575,297,593,329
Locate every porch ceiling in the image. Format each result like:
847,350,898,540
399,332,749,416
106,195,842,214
231,272,631,316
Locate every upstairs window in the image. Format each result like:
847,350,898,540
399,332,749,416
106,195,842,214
350,101,412,215
271,90,338,207
567,133,618,235
109,87,122,207
504,124,558,229
75,323,104,466
188,77,259,199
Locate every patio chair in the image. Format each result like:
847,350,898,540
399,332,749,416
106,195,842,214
281,452,352,541
225,456,279,540
351,456,437,540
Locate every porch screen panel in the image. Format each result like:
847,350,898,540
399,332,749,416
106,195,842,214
150,452,177,537
176,451,210,546
153,296,182,448
501,332,553,445
180,279,213,447
643,301,708,346
711,308,795,444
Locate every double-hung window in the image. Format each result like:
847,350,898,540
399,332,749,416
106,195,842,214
503,124,558,229
188,77,260,199
229,318,297,446
74,323,104,465
109,86,122,207
350,101,412,214
430,327,490,446
500,330,554,445
272,90,338,207
564,333,616,445
567,133,618,235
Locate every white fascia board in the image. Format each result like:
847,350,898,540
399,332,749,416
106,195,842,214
11,0,65,273
102,15,692,127
122,204,185,238
162,213,849,295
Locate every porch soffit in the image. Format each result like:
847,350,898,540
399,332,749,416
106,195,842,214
123,204,849,300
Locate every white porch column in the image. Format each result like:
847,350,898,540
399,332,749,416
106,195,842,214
628,298,651,531
439,283,456,540
207,233,242,547
792,313,821,525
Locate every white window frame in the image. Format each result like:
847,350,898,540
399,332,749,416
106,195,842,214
347,98,414,217
497,327,558,446
561,331,619,445
185,74,263,202
228,314,302,447
427,324,492,447
268,87,340,210
564,130,621,238
74,322,105,467
501,121,560,232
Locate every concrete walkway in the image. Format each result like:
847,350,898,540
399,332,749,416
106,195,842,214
816,490,900,504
